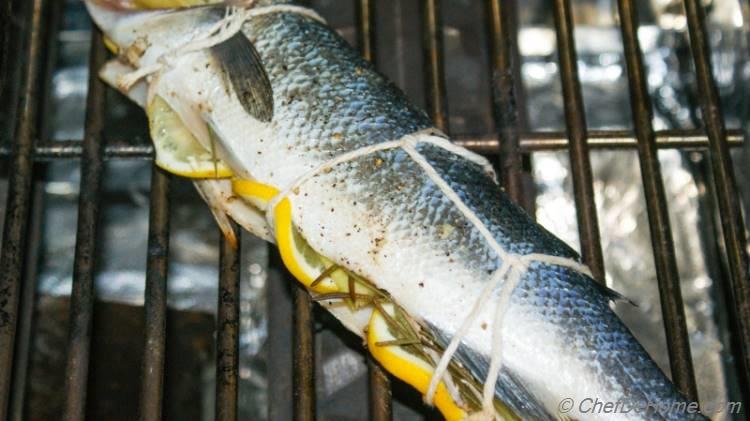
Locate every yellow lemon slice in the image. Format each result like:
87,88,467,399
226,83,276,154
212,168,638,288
368,304,467,421
147,95,234,179
103,36,119,54
231,179,341,293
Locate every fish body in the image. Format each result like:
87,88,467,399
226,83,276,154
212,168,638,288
86,2,705,420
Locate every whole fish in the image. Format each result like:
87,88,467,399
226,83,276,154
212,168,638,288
85,1,706,419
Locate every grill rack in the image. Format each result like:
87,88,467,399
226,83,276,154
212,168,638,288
0,0,749,420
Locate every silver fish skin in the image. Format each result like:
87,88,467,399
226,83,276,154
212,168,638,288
86,2,707,420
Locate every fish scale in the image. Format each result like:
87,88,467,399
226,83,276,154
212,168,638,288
247,14,432,154
85,2,707,420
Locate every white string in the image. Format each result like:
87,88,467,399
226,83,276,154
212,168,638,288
401,140,510,262
421,262,513,406
419,135,496,181
522,253,592,279
261,129,594,417
264,138,407,229
111,1,592,415
263,128,450,228
117,4,325,90
424,347,465,408
481,265,525,411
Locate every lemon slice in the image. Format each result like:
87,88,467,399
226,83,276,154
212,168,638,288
147,95,234,179
103,36,119,54
368,304,467,421
232,179,340,293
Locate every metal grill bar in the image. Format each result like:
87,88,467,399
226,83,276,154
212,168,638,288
0,1,11,99
9,0,65,415
422,0,449,133
367,357,392,421
616,0,697,400
682,0,750,396
292,283,316,421
456,129,745,152
9,184,44,421
356,0,376,64
285,5,316,415
10,143,154,159
62,30,107,421
0,130,742,161
216,226,241,421
0,0,44,417
552,0,606,282
139,167,171,421
485,0,524,203
355,1,394,419
267,251,294,421
2,1,750,420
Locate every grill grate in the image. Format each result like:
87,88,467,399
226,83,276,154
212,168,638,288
1,0,749,420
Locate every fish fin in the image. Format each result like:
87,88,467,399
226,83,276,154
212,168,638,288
99,59,148,108
194,179,275,243
210,32,273,122
591,282,638,307
194,180,239,249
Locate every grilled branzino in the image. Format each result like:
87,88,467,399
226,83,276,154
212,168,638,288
86,1,705,419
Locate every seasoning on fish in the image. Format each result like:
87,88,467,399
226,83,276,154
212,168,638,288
85,1,707,419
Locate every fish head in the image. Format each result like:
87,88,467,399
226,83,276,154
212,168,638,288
84,0,229,68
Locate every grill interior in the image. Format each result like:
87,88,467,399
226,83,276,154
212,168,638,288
1,0,749,420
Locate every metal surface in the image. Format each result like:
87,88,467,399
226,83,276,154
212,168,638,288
455,129,745,153
1,0,750,419
421,0,449,133
356,0,376,64
292,283,315,421
267,250,294,421
0,130,743,161
9,184,43,421
8,0,63,417
139,166,171,421
216,225,241,421
356,1,394,418
616,0,697,400
682,0,750,399
552,0,606,282
368,357,393,421
0,0,45,417
485,0,524,203
62,30,107,421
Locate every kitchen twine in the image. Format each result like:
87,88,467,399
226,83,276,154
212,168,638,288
117,3,326,91
119,5,594,419
263,129,593,420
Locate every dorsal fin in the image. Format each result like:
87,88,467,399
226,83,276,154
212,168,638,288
592,281,639,307
210,32,274,122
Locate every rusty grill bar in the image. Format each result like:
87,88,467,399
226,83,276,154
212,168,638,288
486,0,525,205
683,0,750,397
216,224,241,421
140,166,171,421
0,129,741,161
0,0,749,420
616,0,697,400
356,1,395,419
0,0,43,416
553,0,606,283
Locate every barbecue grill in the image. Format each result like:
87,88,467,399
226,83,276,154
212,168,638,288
1,0,748,420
